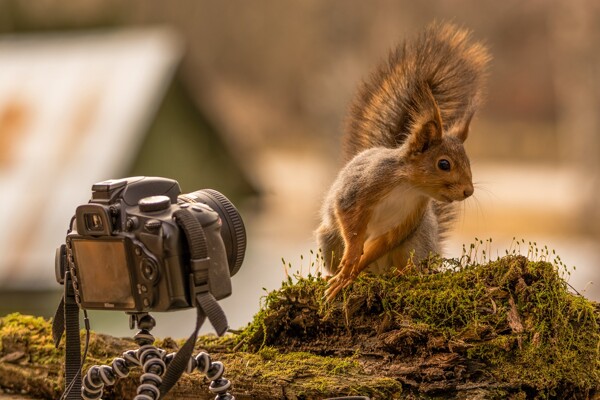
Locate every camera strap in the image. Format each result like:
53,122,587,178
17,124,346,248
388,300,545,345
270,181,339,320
52,270,82,399
158,209,229,397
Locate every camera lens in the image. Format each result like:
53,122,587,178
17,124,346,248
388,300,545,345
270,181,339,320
179,190,246,276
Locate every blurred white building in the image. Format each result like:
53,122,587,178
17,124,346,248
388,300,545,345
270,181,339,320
0,28,182,287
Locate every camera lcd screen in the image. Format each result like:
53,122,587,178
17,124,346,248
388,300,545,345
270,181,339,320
71,238,135,309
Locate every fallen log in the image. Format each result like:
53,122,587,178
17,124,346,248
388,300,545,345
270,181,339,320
1,254,599,399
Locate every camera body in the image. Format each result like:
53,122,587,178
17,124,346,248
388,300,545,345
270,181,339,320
56,176,245,313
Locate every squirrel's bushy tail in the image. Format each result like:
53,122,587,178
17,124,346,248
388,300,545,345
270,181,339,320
343,22,490,161
343,22,490,243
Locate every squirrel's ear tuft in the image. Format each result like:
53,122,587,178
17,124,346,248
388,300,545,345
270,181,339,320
405,85,443,154
454,111,474,142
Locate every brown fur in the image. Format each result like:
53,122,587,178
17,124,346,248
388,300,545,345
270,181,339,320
317,23,490,300
344,22,490,161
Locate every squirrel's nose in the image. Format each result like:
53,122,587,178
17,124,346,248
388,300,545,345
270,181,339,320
463,185,474,198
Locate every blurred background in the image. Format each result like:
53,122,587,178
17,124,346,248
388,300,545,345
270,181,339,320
0,0,599,338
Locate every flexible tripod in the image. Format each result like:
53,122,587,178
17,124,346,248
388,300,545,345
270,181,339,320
80,313,234,400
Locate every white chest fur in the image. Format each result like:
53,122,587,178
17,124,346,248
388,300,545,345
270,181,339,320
365,183,424,241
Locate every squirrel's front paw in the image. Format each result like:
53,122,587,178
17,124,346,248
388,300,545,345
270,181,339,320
324,270,355,302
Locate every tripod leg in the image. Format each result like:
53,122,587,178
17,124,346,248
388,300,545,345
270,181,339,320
196,352,235,400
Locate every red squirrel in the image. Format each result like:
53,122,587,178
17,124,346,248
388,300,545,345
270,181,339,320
316,23,490,300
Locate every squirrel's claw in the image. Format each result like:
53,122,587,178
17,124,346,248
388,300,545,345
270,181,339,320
324,270,355,302
324,277,343,301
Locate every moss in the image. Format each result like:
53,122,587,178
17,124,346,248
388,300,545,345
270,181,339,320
247,347,359,381
211,344,402,398
237,254,600,398
1,250,599,399
0,312,402,399
0,313,62,365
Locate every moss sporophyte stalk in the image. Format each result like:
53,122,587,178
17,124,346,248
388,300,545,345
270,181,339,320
1,245,599,399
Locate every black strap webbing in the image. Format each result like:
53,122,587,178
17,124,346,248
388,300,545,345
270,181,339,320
52,271,81,399
64,296,81,399
159,209,229,397
173,208,209,259
159,305,207,396
52,296,65,347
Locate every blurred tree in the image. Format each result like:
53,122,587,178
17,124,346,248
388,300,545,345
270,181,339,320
128,79,256,201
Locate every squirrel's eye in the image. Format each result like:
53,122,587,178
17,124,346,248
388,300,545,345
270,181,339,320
437,159,451,171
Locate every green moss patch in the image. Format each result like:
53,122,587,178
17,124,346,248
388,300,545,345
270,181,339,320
238,254,600,398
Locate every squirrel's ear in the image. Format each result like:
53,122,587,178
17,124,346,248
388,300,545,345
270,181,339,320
407,119,442,154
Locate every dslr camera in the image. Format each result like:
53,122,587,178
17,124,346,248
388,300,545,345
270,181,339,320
55,176,246,312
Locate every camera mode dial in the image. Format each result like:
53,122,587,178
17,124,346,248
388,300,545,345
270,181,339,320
139,195,171,212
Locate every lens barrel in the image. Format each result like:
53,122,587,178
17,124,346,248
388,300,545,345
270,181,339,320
179,190,246,276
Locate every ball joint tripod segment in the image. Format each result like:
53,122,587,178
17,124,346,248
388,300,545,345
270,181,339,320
81,313,234,400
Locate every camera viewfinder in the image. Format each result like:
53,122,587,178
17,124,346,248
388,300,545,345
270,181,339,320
85,213,104,232
76,204,112,236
